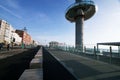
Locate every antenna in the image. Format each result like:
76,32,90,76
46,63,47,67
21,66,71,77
23,27,27,32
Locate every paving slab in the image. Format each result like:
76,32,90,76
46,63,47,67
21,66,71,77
19,69,43,80
48,49,120,80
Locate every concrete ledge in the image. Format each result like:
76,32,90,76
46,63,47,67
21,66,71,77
30,47,43,69
34,49,42,58
19,69,43,80
19,47,43,80
30,58,42,69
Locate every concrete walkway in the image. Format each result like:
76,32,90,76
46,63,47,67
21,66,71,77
0,49,27,59
18,69,43,80
48,49,120,80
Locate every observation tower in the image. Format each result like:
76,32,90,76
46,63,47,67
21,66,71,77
65,0,96,51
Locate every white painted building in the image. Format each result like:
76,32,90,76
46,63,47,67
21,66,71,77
0,20,22,45
49,41,59,48
13,32,22,45
0,20,10,44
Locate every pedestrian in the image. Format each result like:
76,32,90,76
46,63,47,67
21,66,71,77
7,44,10,51
0,44,2,50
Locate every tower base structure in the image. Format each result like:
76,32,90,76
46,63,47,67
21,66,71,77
75,9,84,51
65,0,96,52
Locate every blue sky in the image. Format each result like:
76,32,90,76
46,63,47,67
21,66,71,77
0,0,120,48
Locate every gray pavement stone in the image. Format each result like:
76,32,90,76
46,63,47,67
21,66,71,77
30,57,42,69
19,69,43,80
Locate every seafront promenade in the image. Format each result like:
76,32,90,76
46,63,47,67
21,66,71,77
47,48,120,80
0,46,120,80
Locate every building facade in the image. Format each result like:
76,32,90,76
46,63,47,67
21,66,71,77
15,30,32,46
13,32,22,45
0,20,7,44
49,41,59,48
0,20,22,45
0,20,13,45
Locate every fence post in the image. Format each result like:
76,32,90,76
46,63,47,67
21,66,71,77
83,46,86,56
118,46,120,57
94,46,96,59
84,46,86,53
97,44,99,52
110,46,112,64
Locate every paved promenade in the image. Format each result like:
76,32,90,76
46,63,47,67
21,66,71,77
0,49,27,59
48,48,120,80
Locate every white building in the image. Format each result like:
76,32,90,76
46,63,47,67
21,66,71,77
49,41,59,48
0,20,10,44
9,25,22,45
0,19,22,45
13,32,22,45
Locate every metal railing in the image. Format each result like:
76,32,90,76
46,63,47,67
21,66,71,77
49,45,120,66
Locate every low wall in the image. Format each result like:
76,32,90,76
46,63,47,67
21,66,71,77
43,48,76,80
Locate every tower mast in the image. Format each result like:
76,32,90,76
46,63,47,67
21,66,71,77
65,0,96,52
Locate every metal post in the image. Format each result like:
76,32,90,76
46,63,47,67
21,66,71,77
97,44,99,52
21,42,24,49
110,46,112,64
118,46,120,57
94,46,96,59
84,46,86,56
84,46,86,52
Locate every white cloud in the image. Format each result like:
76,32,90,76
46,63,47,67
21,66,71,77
4,0,20,9
0,5,22,19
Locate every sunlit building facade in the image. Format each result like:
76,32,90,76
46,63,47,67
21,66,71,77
49,41,59,48
0,20,12,45
15,30,32,45
0,20,22,45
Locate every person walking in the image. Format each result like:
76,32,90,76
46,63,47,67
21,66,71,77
7,44,10,51
0,44,2,50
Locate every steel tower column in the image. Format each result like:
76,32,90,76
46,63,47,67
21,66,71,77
65,0,96,52
75,9,84,51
